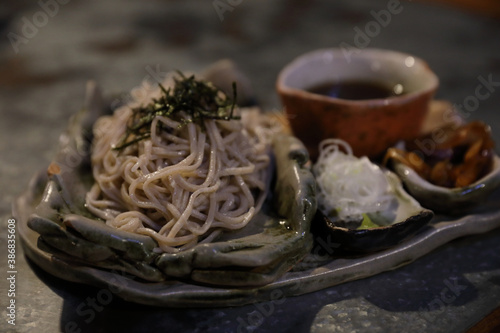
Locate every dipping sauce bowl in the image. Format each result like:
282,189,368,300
276,48,439,159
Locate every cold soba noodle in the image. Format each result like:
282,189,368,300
86,73,279,253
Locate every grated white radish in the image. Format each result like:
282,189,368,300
313,139,393,219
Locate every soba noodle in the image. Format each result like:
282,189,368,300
85,74,281,253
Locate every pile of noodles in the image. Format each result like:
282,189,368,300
85,75,282,253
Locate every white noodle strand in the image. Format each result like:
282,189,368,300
85,79,283,253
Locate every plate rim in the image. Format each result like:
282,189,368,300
14,183,500,308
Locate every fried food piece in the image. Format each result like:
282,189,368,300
384,121,494,188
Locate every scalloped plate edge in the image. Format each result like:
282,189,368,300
14,184,500,308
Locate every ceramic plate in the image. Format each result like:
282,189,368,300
16,81,318,289
12,81,500,307
14,185,500,307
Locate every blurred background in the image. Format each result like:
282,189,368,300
1,0,499,181
1,1,500,332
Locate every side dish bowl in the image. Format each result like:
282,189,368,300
312,170,434,253
388,154,500,215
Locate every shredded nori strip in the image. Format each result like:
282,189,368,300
114,71,238,150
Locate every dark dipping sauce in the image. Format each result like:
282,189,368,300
307,80,403,100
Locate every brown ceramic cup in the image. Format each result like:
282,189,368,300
276,48,439,160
